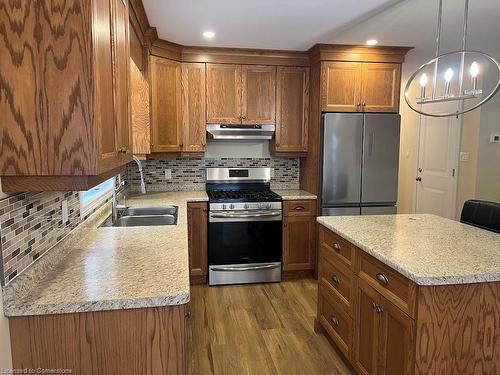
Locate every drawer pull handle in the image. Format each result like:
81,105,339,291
376,273,389,286
294,206,305,211
331,274,340,284
330,316,339,326
333,243,341,251
371,302,383,314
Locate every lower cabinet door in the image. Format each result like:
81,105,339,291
354,278,381,375
318,285,353,359
283,215,315,271
187,202,207,277
377,296,415,375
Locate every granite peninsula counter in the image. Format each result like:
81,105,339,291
3,191,208,317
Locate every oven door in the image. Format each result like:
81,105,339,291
208,210,282,284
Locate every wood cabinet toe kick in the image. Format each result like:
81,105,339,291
316,223,500,375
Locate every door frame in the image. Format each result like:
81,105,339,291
412,111,462,218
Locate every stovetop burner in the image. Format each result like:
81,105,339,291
207,190,282,203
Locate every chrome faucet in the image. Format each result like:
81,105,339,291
112,178,128,222
133,155,147,194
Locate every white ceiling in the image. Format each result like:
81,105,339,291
143,0,500,58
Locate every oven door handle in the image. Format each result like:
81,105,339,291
210,211,281,219
211,264,281,272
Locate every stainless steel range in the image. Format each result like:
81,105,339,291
206,168,282,286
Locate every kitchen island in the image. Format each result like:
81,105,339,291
3,191,208,375
315,214,500,375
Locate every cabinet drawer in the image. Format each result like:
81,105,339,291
318,284,353,359
357,251,416,317
283,200,316,216
319,254,354,316
319,226,355,270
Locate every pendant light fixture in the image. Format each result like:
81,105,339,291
404,0,500,117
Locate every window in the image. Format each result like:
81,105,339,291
80,177,114,217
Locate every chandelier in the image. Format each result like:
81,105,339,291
404,0,500,117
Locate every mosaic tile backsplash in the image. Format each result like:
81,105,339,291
127,157,300,192
0,191,105,286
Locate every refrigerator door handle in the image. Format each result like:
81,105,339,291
368,132,374,157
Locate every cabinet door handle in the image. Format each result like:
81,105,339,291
332,242,341,251
372,301,378,311
330,316,339,326
294,206,305,211
331,274,340,284
376,273,389,286
185,310,192,319
376,305,384,314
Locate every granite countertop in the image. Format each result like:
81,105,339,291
317,214,500,286
273,190,317,200
3,191,208,317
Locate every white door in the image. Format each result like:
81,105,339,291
414,103,460,219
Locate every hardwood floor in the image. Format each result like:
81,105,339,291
187,279,353,375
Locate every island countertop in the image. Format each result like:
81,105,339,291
3,191,208,317
317,214,500,286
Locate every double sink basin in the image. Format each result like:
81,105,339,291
101,206,178,227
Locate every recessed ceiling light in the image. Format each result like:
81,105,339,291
202,31,215,39
366,39,378,46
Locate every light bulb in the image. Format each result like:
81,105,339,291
469,61,479,78
419,73,428,87
202,31,215,39
444,68,454,83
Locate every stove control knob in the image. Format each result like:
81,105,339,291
230,204,235,209
244,204,249,209
222,204,226,210
266,203,272,209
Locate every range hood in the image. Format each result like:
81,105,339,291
206,124,275,140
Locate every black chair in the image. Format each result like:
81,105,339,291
460,200,500,234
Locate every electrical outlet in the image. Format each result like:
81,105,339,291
61,200,68,224
460,152,470,162
165,169,172,180
490,134,500,143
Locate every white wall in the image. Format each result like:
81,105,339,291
0,291,12,369
475,90,500,202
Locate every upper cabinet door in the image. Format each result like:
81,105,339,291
206,64,242,124
182,63,206,153
321,62,361,112
111,0,131,158
150,56,182,152
241,65,276,124
360,63,401,113
275,66,309,153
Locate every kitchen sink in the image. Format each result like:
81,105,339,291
101,206,178,227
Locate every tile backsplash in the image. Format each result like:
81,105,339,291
127,157,300,192
0,191,106,286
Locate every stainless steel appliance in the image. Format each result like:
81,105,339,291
206,124,275,140
321,113,401,216
206,168,282,285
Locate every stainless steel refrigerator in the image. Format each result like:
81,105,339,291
321,113,400,216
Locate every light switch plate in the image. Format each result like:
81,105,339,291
61,200,68,224
165,169,172,180
460,152,470,162
490,134,500,143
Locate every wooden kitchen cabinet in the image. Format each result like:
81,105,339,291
242,65,276,124
206,64,242,124
0,0,132,191
321,62,401,113
187,202,208,282
182,63,207,152
273,66,310,154
10,305,187,374
354,278,415,375
150,56,183,152
283,199,316,271
360,63,401,113
321,62,361,112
